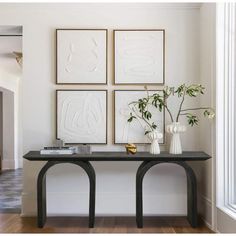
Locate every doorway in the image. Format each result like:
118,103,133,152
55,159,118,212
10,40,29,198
0,25,22,213
0,88,15,171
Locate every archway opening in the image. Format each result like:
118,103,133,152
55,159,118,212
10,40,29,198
0,87,15,170
0,25,22,213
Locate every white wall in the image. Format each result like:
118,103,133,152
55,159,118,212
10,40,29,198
188,3,216,229
0,3,203,216
199,3,215,228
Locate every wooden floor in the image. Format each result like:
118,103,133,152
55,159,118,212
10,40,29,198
0,214,214,233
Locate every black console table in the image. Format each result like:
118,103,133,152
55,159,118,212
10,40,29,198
23,151,210,229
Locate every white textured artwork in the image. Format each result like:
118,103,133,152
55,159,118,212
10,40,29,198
114,30,164,84
57,90,107,144
114,90,164,144
57,29,107,84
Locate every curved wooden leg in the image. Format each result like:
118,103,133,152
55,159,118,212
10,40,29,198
136,161,197,228
37,161,96,228
37,161,56,228
176,162,197,227
136,161,159,228
75,161,96,228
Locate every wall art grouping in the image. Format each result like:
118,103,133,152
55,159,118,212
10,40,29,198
114,90,165,144
55,28,165,144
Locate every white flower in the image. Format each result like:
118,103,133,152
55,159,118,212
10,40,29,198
208,112,215,119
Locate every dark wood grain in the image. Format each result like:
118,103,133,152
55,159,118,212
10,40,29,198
24,151,211,162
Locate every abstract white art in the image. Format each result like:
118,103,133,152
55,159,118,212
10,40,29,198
57,90,107,144
57,29,107,84
114,90,164,144
114,30,164,84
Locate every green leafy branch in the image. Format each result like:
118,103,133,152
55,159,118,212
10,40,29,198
127,94,158,135
150,84,215,126
127,84,215,130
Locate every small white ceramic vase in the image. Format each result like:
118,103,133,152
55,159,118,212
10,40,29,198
147,130,163,154
166,122,186,154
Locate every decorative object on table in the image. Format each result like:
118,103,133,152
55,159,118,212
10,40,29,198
40,146,76,155
125,143,137,154
54,138,64,148
146,130,163,154
126,89,164,154
80,144,92,154
114,29,165,85
74,144,92,154
56,29,107,84
56,90,107,144
166,122,186,154
150,84,215,154
114,90,164,145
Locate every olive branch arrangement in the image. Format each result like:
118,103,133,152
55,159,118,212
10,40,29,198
127,92,158,135
127,84,215,135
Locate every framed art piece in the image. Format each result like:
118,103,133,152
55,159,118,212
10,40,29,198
56,29,107,84
114,90,165,144
56,90,107,144
114,29,165,85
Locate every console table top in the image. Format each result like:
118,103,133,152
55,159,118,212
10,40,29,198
24,151,211,162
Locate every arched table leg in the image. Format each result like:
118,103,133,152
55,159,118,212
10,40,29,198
136,161,197,228
37,161,96,228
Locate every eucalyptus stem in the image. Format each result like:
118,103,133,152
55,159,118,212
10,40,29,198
129,105,153,131
161,93,174,122
179,113,190,116
180,107,212,112
164,105,174,122
176,92,186,122
130,108,146,129
141,112,154,131
145,85,150,98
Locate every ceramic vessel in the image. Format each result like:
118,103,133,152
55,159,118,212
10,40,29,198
147,130,163,154
166,122,186,154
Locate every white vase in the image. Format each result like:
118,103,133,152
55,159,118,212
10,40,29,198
147,130,163,154
166,122,186,154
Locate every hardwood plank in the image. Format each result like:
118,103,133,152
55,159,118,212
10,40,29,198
0,214,214,233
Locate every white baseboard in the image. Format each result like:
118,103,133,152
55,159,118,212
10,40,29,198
199,194,213,229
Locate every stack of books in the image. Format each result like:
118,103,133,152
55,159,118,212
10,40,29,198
40,146,76,155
